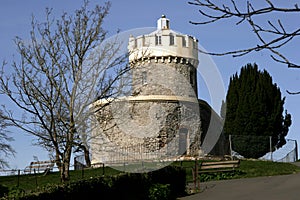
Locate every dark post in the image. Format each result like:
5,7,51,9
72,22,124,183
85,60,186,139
193,159,197,191
196,158,200,190
194,158,200,191
295,140,298,161
17,169,20,187
102,163,105,176
34,169,38,188
229,135,233,160
270,136,273,161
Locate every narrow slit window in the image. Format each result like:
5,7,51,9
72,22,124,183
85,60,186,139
182,36,187,47
190,70,195,86
142,71,147,85
155,35,162,45
169,34,175,45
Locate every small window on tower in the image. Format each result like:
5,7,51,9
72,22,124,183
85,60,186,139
169,34,175,45
142,71,147,85
155,35,162,45
166,20,170,29
182,36,187,47
134,39,137,48
190,70,195,86
142,35,145,46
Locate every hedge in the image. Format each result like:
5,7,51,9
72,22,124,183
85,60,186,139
1,166,186,200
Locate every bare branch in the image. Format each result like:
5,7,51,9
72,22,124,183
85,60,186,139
189,0,300,66
0,109,15,169
286,90,300,95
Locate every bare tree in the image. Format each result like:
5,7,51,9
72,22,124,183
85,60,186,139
0,1,129,182
0,109,15,169
189,0,300,93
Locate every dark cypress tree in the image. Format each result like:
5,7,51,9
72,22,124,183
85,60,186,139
224,63,292,158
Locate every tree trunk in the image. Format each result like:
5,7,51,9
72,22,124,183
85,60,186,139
83,146,91,168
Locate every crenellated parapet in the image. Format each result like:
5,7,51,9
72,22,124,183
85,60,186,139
129,55,199,69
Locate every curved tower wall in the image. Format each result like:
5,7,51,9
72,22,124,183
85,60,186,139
91,16,201,165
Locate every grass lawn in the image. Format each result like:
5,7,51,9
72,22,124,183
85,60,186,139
0,160,299,195
239,160,300,177
172,160,300,182
0,167,121,193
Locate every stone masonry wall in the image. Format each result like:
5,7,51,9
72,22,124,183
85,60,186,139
131,59,198,98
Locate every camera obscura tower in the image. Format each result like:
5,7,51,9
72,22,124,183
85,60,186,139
91,15,201,165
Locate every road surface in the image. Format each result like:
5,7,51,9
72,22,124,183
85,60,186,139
179,163,300,200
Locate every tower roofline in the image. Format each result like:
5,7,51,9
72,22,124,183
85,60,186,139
128,15,199,66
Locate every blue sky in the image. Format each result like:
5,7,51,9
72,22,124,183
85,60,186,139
1,0,299,169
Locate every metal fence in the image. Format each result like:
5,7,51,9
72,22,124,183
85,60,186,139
229,135,298,162
0,169,20,176
90,140,183,166
274,139,298,162
2,136,298,177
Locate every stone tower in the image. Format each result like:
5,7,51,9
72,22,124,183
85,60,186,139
91,15,201,165
129,15,199,97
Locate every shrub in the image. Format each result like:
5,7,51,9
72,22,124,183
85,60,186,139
1,166,186,200
149,166,186,198
148,184,170,200
0,185,9,198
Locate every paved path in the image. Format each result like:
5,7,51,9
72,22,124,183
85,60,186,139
179,167,300,200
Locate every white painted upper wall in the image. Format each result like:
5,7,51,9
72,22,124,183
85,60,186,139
128,15,199,64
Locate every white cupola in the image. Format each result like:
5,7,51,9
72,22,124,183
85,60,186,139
157,15,170,30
